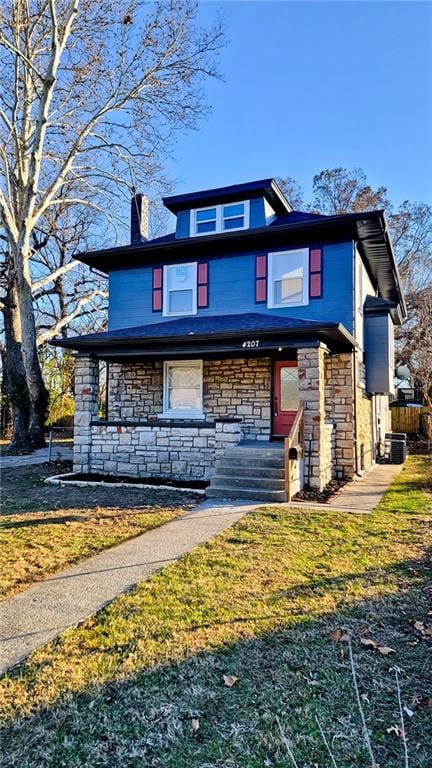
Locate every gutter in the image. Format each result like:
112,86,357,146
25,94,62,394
77,210,383,266
379,212,408,320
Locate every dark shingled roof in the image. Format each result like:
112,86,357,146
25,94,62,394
52,312,355,352
364,295,398,311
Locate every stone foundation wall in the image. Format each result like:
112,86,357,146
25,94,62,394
107,358,271,440
356,393,374,470
88,420,241,481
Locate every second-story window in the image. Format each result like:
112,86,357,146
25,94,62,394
163,262,197,316
267,249,309,308
192,201,249,236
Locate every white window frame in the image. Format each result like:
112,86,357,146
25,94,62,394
267,248,309,309
191,201,250,236
163,262,197,317
161,359,204,419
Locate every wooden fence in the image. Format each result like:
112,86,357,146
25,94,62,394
391,406,432,435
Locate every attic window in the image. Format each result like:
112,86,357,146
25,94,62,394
191,201,249,236
195,207,217,234
223,203,246,230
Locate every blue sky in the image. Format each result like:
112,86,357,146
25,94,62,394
165,1,432,208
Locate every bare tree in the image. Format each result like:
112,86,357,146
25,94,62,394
0,0,223,452
312,167,390,214
277,176,305,210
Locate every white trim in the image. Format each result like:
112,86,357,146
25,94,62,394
267,248,309,309
161,359,204,419
190,200,250,237
162,262,197,317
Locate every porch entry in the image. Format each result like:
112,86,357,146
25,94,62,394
272,361,300,437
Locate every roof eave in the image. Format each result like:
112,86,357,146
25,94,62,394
51,320,356,354
77,210,381,267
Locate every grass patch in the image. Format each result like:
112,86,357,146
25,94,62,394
0,462,197,598
0,456,431,767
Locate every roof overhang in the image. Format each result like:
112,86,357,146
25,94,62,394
52,319,356,361
162,178,292,216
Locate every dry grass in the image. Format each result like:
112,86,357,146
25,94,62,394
0,462,197,598
0,455,431,767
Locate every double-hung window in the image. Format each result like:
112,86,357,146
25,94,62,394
195,207,217,234
191,201,249,236
267,249,309,308
222,202,247,230
162,360,203,419
163,262,197,317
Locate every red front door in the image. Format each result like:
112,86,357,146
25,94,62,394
272,361,300,437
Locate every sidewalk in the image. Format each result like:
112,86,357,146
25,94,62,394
286,462,404,515
0,443,73,470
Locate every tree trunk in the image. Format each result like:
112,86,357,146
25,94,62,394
3,284,33,454
0,348,12,439
13,243,49,449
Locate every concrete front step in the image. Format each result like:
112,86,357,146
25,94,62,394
215,464,285,480
206,486,287,502
207,442,287,501
216,455,285,469
210,475,286,491
223,446,284,459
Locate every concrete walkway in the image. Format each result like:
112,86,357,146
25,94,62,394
0,499,251,674
324,462,403,512
0,443,73,470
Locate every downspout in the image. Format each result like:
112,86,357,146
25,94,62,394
352,347,360,476
352,242,360,476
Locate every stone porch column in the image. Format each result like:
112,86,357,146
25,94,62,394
325,352,356,479
298,344,332,490
73,355,99,473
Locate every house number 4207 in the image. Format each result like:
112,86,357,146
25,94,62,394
242,339,260,348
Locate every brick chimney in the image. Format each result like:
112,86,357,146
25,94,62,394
130,192,149,244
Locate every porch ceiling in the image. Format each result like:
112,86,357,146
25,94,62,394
51,312,356,360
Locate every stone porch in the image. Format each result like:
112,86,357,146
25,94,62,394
73,346,374,491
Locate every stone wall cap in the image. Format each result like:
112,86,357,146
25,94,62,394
91,418,217,429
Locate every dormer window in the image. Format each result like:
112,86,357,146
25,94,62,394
191,201,249,236
195,207,217,234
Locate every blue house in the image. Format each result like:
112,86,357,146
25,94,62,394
54,179,406,500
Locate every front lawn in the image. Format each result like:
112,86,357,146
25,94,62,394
0,462,197,598
0,455,431,767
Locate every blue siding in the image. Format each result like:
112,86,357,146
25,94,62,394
109,241,354,333
364,314,394,394
249,197,266,228
176,210,190,239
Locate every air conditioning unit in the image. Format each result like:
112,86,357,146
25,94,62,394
384,432,407,464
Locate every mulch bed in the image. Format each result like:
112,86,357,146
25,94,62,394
294,478,347,503
57,472,209,490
